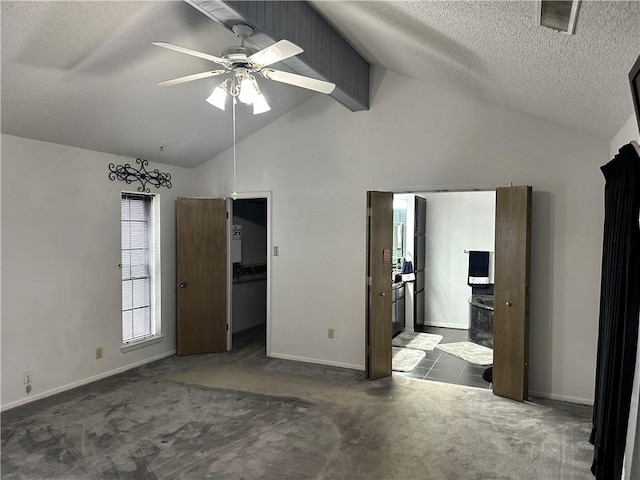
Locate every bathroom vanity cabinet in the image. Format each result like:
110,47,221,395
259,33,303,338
392,282,405,337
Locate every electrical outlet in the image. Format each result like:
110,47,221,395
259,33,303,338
95,347,103,359
328,328,334,339
23,370,31,384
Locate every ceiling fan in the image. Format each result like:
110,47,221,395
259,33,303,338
154,24,336,114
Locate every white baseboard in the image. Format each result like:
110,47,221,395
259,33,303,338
529,389,594,406
1,350,176,412
422,322,468,330
270,352,365,371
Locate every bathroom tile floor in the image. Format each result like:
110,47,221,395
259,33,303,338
393,325,491,389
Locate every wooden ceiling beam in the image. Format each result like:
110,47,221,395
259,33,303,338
186,0,370,111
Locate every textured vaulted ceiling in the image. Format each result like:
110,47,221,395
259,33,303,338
2,1,639,169
0,1,314,168
310,0,640,141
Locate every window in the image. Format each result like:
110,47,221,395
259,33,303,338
121,192,160,345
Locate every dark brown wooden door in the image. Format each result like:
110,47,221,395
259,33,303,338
366,191,393,379
176,197,227,355
493,186,532,401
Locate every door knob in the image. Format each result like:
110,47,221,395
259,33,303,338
179,282,187,288
505,302,512,307
380,292,386,296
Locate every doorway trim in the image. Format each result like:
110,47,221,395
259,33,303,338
373,185,530,401
228,191,272,357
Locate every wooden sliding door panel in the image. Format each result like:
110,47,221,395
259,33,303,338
493,186,532,401
366,191,393,380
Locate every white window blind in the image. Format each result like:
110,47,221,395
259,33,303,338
121,193,157,343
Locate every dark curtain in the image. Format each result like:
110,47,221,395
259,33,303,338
591,143,640,479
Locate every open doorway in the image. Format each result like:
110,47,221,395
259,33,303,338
229,196,269,355
391,191,496,389
367,186,531,400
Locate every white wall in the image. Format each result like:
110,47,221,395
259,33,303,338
193,68,608,403
1,135,193,410
232,280,267,334
422,191,495,329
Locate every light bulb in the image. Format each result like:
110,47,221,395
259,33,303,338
206,81,227,110
238,76,258,104
253,93,271,114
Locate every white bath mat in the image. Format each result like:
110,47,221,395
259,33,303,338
436,342,493,365
392,332,443,352
392,347,426,372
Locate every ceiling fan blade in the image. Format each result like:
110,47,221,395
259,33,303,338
153,42,230,67
249,40,303,67
261,69,335,94
157,70,227,87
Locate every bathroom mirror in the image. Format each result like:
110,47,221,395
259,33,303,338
392,202,407,269
393,223,405,266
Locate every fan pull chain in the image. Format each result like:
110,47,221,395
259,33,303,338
232,84,238,201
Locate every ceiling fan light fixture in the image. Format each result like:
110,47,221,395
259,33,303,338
155,34,336,112
253,93,271,115
206,80,228,110
238,75,259,104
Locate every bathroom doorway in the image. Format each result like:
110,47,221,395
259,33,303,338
391,190,496,389
366,186,531,400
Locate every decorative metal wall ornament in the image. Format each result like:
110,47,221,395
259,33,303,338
108,158,172,192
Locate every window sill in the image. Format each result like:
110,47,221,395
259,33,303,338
121,335,164,353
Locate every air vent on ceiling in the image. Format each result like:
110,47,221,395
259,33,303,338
537,0,580,35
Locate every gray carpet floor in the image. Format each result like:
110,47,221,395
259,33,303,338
1,326,593,479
